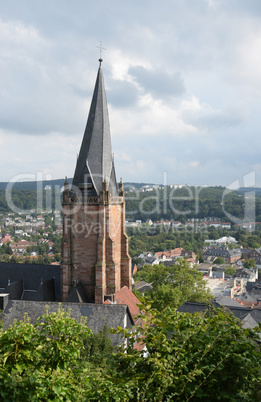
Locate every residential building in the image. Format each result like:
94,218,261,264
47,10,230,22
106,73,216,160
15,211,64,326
204,246,241,264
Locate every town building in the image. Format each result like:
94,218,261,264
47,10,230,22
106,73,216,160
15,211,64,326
204,246,241,264
205,236,237,246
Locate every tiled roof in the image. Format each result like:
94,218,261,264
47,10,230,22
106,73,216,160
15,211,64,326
156,248,183,259
114,286,141,324
0,235,14,244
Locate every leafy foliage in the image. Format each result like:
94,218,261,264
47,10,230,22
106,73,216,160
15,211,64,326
134,259,213,309
0,306,92,401
214,256,225,264
110,303,261,401
82,325,115,366
0,303,260,401
244,258,257,269
225,266,237,277
0,189,61,213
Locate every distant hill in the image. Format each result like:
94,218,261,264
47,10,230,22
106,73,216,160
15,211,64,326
237,187,261,196
1,179,261,194
0,179,153,191
0,179,73,191
1,180,261,221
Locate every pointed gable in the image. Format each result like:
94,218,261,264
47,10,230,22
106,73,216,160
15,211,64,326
108,159,118,196
72,64,118,196
114,286,141,324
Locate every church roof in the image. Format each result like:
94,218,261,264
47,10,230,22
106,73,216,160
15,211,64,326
2,300,133,346
72,62,118,196
0,262,60,301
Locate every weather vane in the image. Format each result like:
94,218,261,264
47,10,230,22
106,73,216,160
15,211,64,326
96,41,106,64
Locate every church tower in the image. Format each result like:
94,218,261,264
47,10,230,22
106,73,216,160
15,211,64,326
61,60,132,303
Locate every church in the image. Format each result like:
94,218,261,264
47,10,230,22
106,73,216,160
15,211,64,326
61,58,132,304
0,59,140,338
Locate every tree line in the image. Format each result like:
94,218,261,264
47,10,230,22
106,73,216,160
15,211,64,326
127,225,261,261
1,186,261,222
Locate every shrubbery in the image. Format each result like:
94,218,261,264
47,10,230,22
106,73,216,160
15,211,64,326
0,303,260,401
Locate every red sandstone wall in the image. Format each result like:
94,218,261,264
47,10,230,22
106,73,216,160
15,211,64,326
105,204,122,295
61,203,100,301
61,196,132,303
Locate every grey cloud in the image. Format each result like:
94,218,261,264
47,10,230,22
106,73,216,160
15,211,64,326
182,105,247,131
70,85,91,99
223,0,261,16
128,66,186,99
107,80,139,108
0,0,261,186
0,86,84,136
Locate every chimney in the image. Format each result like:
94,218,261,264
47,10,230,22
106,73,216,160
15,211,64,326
0,293,9,311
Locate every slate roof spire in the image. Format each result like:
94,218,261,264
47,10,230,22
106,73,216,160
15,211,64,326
72,61,118,196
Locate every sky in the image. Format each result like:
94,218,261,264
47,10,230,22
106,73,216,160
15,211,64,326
0,0,261,188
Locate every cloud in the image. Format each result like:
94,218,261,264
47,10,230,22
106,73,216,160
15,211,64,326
115,152,132,163
180,97,247,131
0,1,261,187
189,160,200,168
0,18,92,136
107,79,139,108
223,0,261,16
128,66,186,99
230,28,261,94
0,130,79,181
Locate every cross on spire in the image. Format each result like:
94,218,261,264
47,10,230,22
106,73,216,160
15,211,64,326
96,41,106,64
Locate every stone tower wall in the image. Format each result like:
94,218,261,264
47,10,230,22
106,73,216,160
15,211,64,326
61,195,131,303
61,202,100,301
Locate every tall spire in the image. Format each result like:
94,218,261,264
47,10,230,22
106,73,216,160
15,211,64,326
72,63,118,196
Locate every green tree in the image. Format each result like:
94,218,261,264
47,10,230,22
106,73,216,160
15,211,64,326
197,249,204,263
135,259,212,310
225,266,236,277
107,303,261,401
0,306,92,401
24,256,32,264
43,254,51,265
10,255,24,264
82,325,114,367
37,255,45,265
54,252,61,262
244,258,256,269
149,283,183,310
52,237,62,254
214,256,225,264
0,243,12,255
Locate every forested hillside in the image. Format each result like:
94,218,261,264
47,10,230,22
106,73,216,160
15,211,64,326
125,186,248,221
0,190,55,213
1,185,260,222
